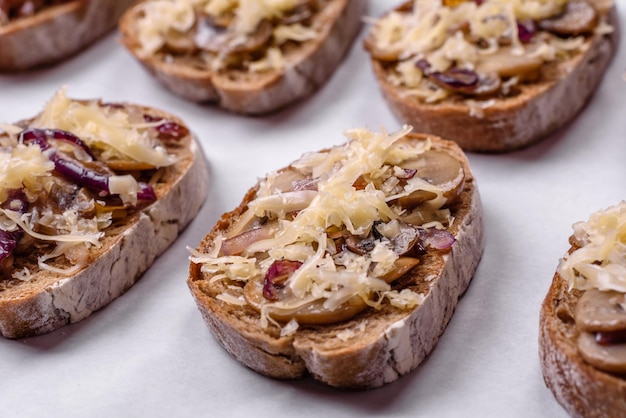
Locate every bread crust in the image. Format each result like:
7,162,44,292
188,133,484,389
367,2,619,153
540,270,626,417
0,0,137,71
0,102,210,339
119,0,366,115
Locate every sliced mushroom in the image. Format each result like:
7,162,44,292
577,331,626,373
380,257,420,283
345,234,377,255
220,220,279,256
475,46,543,79
363,35,404,62
202,11,234,29
270,167,318,193
202,19,273,55
396,150,465,208
390,223,420,256
538,0,598,36
164,30,197,54
575,289,626,332
243,276,368,325
416,59,502,97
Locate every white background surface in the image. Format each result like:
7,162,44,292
2,1,625,417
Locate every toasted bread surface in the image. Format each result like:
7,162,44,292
0,102,209,339
540,270,626,417
188,133,483,389
367,1,619,153
119,0,366,114
0,0,136,71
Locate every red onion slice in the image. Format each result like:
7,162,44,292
517,19,536,43
420,227,456,251
21,128,156,203
0,190,28,263
263,260,302,300
21,128,95,160
596,330,626,346
144,115,189,139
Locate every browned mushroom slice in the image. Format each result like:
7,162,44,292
380,257,420,282
270,167,318,193
396,150,465,208
428,68,502,97
538,0,598,36
363,35,404,62
415,59,501,97
390,222,420,256
345,234,377,255
220,220,279,256
575,289,626,332
243,276,368,325
577,331,626,373
202,19,273,55
475,46,543,79
164,30,197,54
203,11,234,29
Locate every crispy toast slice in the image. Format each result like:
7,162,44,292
0,0,136,71
0,91,209,338
188,128,483,389
365,0,618,152
119,0,366,114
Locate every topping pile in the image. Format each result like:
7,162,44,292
0,0,71,25
0,89,183,280
365,0,614,103
134,0,324,73
191,126,465,335
559,202,626,373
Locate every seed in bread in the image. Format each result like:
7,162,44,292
540,202,626,417
0,89,209,339
364,0,618,152
119,0,367,114
188,126,483,389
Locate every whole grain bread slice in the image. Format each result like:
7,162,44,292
0,100,209,339
367,1,618,153
119,0,366,115
188,133,484,389
540,268,626,417
0,0,136,71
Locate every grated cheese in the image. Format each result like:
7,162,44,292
134,0,319,73
0,89,176,279
194,126,457,329
559,202,626,293
367,0,612,103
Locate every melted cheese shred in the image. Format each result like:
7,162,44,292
193,126,446,329
559,202,626,293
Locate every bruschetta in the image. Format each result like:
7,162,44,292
0,89,209,338
119,0,366,114
188,125,483,388
364,0,618,152
0,0,136,71
540,202,626,417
